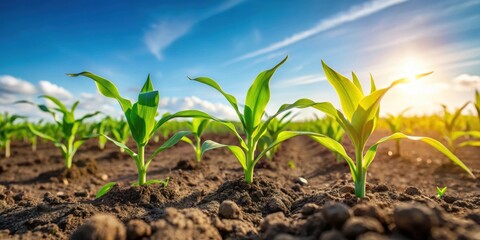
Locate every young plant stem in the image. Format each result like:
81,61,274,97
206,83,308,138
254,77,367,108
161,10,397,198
245,134,255,184
65,154,73,169
354,147,366,197
5,139,10,158
195,135,202,162
137,145,146,185
66,136,75,169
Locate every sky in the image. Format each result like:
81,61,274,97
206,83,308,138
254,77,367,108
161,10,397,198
1,0,479,121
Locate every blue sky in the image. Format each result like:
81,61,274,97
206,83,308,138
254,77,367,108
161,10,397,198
1,0,479,120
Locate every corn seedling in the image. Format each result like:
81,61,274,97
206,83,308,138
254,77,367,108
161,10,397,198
300,61,474,197
191,57,345,183
384,108,411,156
440,103,480,151
69,72,219,197
95,116,110,150
16,96,100,168
258,112,297,160
111,119,130,153
436,186,447,198
0,113,25,158
316,116,345,162
181,118,210,162
20,120,43,152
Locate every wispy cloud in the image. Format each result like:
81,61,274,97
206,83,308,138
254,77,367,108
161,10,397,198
145,0,244,61
226,0,406,65
277,74,326,87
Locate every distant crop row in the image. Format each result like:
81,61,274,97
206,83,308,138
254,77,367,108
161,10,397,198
1,57,478,198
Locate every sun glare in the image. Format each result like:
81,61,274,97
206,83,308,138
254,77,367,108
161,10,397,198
402,58,424,81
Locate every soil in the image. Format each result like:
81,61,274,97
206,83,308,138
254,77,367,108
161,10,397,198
0,131,479,239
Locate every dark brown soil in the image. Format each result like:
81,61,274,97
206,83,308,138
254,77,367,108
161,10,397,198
0,131,479,239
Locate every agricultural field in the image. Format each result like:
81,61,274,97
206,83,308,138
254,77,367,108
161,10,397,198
1,1,480,240
0,58,479,239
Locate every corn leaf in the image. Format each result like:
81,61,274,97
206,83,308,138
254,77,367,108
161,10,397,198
103,134,137,159
77,111,101,122
244,56,287,129
322,61,363,120
28,124,57,143
181,136,194,146
352,72,364,95
153,110,215,136
39,95,68,113
141,75,154,93
96,182,117,198
68,72,132,112
146,131,191,168
189,76,244,127
458,140,480,147
364,132,475,178
201,140,247,170
131,91,159,145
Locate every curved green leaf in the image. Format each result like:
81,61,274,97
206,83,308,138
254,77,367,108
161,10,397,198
201,140,246,170
103,134,137,159
146,131,191,168
244,56,287,129
255,131,356,180
28,124,57,143
68,72,132,112
96,182,117,198
322,61,363,120
364,132,475,178
189,76,245,127
39,95,67,113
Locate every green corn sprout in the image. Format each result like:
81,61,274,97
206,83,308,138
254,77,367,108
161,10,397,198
299,61,474,197
440,103,480,151
258,112,297,160
384,107,411,156
20,120,43,152
0,113,24,158
316,116,345,162
181,118,210,162
95,116,110,150
111,119,131,153
69,72,219,197
191,57,344,183
436,186,447,198
16,96,100,168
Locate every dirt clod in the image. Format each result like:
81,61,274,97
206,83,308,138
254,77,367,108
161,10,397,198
150,208,221,240
126,219,151,240
342,216,384,239
322,202,351,229
71,214,126,240
393,203,437,240
404,186,421,196
219,200,242,219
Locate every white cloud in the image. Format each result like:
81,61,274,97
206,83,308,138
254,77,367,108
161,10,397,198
39,80,73,100
145,0,244,61
453,74,480,91
0,75,37,95
226,0,406,64
278,74,326,87
159,96,237,119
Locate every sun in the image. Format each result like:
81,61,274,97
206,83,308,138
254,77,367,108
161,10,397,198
402,58,425,81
